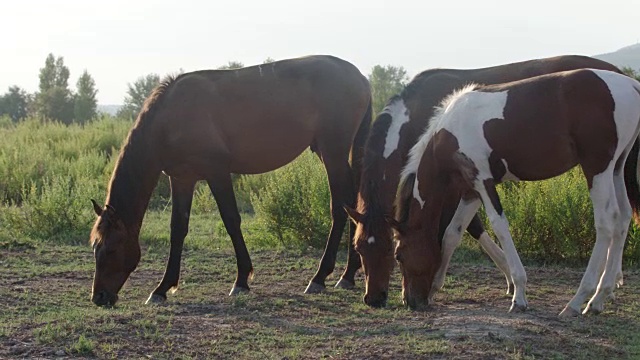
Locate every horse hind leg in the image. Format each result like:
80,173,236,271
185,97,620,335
305,152,355,294
585,154,635,313
560,170,617,317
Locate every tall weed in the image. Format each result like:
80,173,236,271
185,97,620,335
250,150,332,249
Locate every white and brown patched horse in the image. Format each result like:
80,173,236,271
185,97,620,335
345,55,621,308
391,69,640,316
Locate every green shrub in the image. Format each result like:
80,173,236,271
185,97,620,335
485,168,640,265
250,150,332,248
1,175,101,244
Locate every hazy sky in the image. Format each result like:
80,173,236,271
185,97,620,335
1,0,638,104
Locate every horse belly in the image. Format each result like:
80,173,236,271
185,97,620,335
227,126,315,174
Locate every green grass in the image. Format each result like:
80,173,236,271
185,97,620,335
3,211,640,359
4,111,640,358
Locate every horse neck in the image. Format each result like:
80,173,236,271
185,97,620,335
417,156,449,242
105,129,162,237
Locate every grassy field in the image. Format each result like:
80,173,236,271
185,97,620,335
3,211,640,359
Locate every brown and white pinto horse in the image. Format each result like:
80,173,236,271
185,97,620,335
345,55,622,308
392,69,640,316
89,55,371,306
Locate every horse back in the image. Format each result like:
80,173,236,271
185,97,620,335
151,55,370,174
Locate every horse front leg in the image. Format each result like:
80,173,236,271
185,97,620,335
468,217,513,295
431,198,482,297
146,176,196,304
477,179,528,313
207,174,253,295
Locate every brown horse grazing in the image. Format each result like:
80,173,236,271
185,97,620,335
392,69,640,315
344,55,623,308
89,55,371,307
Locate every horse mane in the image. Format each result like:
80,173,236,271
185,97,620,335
394,172,416,224
358,111,394,213
113,74,179,173
135,75,179,125
93,75,181,247
400,83,479,182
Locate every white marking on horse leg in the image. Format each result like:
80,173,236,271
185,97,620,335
586,171,632,313
381,99,410,159
476,231,511,291
367,236,375,244
562,171,616,315
431,198,482,295
413,177,425,208
477,180,527,312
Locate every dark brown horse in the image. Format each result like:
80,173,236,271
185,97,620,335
89,55,371,306
392,69,640,315
345,55,622,308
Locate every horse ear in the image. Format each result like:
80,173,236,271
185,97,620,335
105,204,117,217
91,199,103,216
344,206,364,224
384,214,404,235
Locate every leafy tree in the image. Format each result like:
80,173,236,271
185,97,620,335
36,53,73,123
0,86,29,122
74,70,98,124
368,65,409,115
217,61,244,70
117,74,160,120
623,66,640,81
39,54,69,92
262,57,276,64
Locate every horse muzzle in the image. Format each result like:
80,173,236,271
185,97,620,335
403,295,430,311
92,290,118,307
364,290,388,308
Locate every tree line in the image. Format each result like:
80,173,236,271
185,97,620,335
0,55,409,124
3,53,637,125
0,54,98,124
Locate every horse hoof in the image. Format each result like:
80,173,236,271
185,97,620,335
229,286,250,296
145,293,166,305
558,306,581,318
304,281,325,294
334,278,355,290
583,303,603,315
508,302,527,313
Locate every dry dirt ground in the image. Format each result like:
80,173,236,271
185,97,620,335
2,242,640,359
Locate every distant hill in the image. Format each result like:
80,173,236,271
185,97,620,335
594,43,640,70
97,104,122,116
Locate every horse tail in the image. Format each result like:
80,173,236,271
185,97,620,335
624,79,640,226
350,98,372,190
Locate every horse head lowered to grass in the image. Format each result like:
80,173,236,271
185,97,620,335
392,69,640,316
89,55,372,306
